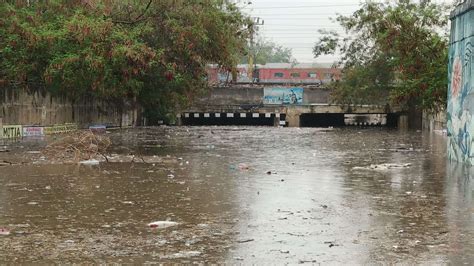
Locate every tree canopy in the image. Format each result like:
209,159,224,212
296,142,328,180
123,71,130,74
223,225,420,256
241,38,295,65
0,0,251,122
313,0,449,111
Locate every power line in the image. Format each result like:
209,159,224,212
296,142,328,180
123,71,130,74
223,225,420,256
258,32,345,33
260,24,341,27
245,4,358,9
260,18,338,20
255,13,350,16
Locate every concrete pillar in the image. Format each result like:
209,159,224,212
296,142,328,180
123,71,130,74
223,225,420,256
175,114,183,126
285,107,301,127
398,115,408,130
286,114,300,127
273,114,280,127
121,112,129,128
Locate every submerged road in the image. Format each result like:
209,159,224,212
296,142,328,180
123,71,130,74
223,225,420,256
0,127,473,264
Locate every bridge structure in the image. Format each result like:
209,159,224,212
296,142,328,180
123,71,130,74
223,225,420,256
177,85,406,128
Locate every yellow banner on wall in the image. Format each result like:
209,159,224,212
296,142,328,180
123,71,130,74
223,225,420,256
2,125,23,139
43,123,78,135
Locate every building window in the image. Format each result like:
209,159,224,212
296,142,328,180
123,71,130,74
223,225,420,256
290,73,300,78
307,72,317,78
274,72,284,78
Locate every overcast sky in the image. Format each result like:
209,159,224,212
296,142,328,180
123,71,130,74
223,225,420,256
240,0,454,64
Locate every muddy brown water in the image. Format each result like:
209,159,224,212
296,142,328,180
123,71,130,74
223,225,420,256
0,127,473,264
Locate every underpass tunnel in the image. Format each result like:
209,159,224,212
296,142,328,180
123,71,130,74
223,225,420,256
300,113,397,128
300,113,345,127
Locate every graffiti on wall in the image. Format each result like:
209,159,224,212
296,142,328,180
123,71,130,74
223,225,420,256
447,5,474,164
263,87,303,104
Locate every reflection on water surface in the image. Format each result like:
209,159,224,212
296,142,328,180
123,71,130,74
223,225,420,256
0,127,472,264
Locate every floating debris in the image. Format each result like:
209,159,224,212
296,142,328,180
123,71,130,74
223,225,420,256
237,238,254,243
0,228,10,236
79,159,100,165
42,130,111,163
352,163,411,171
148,221,179,229
161,251,201,259
238,163,250,170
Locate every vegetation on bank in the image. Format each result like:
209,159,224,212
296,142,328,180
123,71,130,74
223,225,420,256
0,0,251,123
313,0,449,111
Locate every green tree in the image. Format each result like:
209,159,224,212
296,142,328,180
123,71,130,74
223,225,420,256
0,0,251,123
313,0,449,112
242,38,295,64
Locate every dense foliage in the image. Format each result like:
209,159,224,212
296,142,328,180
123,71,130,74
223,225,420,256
241,38,295,65
313,0,449,111
0,0,251,122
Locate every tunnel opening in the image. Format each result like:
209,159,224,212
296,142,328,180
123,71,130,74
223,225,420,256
386,113,399,128
344,114,389,127
300,113,345,127
182,113,275,126
300,113,396,127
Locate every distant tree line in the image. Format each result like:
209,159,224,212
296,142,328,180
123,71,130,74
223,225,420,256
241,38,296,65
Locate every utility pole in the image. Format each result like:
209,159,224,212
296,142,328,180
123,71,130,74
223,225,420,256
248,17,264,83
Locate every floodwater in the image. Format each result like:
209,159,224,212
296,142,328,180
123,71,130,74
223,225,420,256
0,127,473,264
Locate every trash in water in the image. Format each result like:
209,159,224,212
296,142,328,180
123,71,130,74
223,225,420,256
161,251,201,259
79,159,100,165
238,163,250,170
167,174,175,179
0,228,10,236
197,223,209,228
148,221,179,229
352,163,411,171
237,238,254,243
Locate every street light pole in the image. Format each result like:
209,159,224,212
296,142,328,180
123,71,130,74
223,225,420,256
248,17,263,83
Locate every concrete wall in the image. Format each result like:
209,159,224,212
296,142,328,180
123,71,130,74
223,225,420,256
0,88,137,128
193,86,331,106
447,0,474,164
422,111,447,132
194,87,263,106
